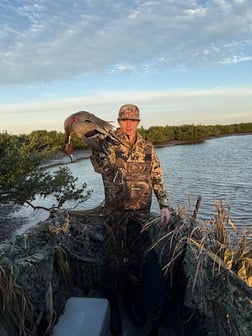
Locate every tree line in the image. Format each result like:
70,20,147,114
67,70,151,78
3,122,252,153
1,122,251,209
138,122,252,144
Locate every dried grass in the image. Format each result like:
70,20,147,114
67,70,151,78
0,200,251,335
0,266,37,336
146,198,252,336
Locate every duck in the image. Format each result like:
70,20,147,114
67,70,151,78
63,111,120,161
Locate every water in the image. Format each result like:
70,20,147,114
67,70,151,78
14,134,252,233
160,135,252,226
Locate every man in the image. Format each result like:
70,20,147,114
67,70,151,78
90,104,170,335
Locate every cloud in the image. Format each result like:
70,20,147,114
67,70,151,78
0,0,251,85
1,86,252,135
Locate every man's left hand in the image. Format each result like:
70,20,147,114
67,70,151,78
160,207,170,226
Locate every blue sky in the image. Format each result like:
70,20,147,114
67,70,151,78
0,0,252,135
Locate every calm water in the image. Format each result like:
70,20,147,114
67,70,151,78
160,135,252,226
15,134,252,233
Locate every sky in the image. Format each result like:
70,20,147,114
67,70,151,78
0,0,252,135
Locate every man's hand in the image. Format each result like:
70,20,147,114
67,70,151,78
160,207,170,227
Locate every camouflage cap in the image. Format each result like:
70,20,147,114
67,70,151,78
118,104,140,121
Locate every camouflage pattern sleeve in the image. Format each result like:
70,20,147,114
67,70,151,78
90,148,116,174
151,147,169,208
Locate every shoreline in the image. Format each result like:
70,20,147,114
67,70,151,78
1,132,251,242
154,132,252,148
45,132,252,165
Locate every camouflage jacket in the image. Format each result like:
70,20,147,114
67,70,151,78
90,129,169,211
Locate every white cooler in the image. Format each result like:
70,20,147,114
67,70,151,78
53,297,110,336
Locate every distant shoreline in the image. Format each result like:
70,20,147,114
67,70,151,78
46,132,252,164
154,132,252,148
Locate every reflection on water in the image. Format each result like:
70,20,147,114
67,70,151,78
13,135,252,231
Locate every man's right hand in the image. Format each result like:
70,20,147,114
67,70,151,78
160,207,170,227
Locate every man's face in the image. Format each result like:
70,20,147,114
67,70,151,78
118,119,140,138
